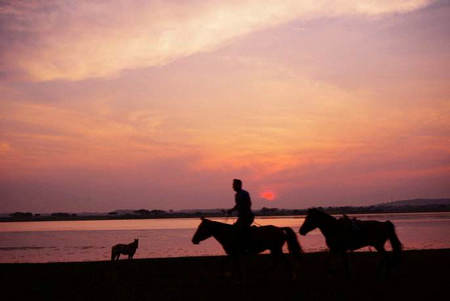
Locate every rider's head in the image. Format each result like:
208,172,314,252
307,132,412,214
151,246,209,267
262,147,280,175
232,179,242,192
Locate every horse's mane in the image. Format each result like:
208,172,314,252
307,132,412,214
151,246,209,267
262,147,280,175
203,218,234,229
308,208,336,220
338,214,361,222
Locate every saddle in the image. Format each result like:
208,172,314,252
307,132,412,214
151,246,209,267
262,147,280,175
341,215,362,236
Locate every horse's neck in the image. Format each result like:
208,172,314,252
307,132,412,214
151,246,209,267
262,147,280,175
209,223,233,247
317,214,338,237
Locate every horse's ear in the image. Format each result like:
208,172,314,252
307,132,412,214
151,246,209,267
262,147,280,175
200,216,205,221
308,208,320,214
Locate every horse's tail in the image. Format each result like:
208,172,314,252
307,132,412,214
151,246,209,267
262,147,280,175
387,221,402,264
111,247,115,261
282,227,303,255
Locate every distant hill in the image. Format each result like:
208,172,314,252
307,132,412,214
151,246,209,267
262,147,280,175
376,198,450,207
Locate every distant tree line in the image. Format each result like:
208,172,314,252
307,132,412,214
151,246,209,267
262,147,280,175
2,203,449,222
9,212,33,218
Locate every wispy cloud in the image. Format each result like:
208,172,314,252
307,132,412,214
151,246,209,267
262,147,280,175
0,0,432,81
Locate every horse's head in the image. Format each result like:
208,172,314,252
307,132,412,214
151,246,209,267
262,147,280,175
299,208,322,235
192,217,213,245
134,239,139,248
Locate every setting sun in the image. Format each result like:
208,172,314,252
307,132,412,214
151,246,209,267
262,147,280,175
261,191,276,201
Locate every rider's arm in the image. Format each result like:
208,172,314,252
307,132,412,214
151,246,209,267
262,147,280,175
227,204,238,215
228,196,240,215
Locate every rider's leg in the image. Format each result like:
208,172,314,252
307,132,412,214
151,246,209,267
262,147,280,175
232,214,255,254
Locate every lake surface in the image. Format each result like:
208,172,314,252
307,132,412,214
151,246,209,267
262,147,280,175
0,212,449,263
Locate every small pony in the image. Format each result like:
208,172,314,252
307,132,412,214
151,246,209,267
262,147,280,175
111,239,139,261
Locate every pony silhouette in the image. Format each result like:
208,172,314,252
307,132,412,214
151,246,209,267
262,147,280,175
192,217,302,255
299,208,402,277
111,239,139,261
192,217,302,279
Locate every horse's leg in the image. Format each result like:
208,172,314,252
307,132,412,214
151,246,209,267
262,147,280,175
342,251,350,279
269,247,282,271
279,248,297,281
375,244,388,279
326,251,336,276
327,250,346,277
221,256,229,277
232,254,244,284
270,242,295,280
221,255,234,278
241,254,250,284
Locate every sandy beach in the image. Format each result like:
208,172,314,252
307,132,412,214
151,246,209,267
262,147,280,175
1,249,449,301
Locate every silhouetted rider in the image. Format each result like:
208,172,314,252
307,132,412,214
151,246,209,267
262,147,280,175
227,179,254,252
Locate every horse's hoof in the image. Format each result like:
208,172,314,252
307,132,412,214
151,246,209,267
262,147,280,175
327,269,337,278
290,273,297,281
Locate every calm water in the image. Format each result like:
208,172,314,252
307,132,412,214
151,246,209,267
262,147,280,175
0,212,449,263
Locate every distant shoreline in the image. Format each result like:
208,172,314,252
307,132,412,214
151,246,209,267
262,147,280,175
1,205,449,223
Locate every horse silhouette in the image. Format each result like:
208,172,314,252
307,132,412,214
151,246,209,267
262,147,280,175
192,217,302,279
299,208,402,277
111,239,139,261
193,217,302,255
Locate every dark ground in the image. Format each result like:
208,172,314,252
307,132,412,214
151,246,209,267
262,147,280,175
1,249,449,301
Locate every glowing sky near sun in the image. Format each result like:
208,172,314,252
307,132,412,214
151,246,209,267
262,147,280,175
0,0,449,212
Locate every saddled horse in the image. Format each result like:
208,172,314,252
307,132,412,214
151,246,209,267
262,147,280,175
192,217,302,279
299,208,402,277
192,217,302,255
111,239,139,261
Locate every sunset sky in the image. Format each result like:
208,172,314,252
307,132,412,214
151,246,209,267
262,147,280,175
1,0,449,213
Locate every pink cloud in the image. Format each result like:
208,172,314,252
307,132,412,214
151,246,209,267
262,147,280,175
0,0,433,81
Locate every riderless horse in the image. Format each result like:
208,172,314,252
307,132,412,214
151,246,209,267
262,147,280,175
299,208,402,277
111,239,139,261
